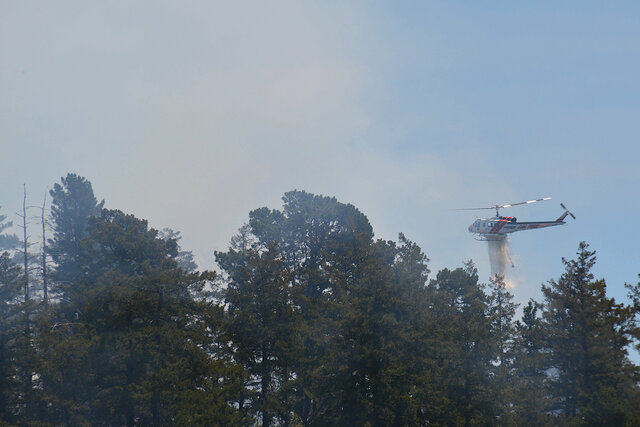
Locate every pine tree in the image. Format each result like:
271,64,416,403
48,173,104,290
542,242,639,425
249,190,374,300
230,190,375,424
217,244,300,426
423,263,497,425
158,227,197,272
0,207,19,251
510,300,552,425
0,253,23,423
486,274,518,423
217,191,438,425
37,209,243,425
390,233,432,424
321,238,431,425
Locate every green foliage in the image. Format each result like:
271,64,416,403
0,208,18,251
541,242,639,425
218,192,438,425
324,238,429,426
422,263,499,425
0,253,22,423
158,227,198,272
509,300,552,425
486,275,518,423
231,190,378,424
48,173,104,288
217,244,300,426
36,209,243,425
2,182,639,425
216,193,640,425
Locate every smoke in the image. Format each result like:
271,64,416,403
487,238,515,288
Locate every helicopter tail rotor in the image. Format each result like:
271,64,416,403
559,203,576,220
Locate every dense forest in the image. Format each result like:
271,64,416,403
0,173,638,426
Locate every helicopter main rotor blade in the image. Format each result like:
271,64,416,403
499,197,552,209
450,207,499,211
451,197,552,211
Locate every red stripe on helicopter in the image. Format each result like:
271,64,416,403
491,219,508,233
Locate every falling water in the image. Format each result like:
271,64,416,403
487,238,515,287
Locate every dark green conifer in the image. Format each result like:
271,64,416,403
0,253,23,423
37,209,243,425
236,190,375,424
0,207,19,251
423,263,497,425
217,244,300,426
48,173,104,289
510,300,551,425
542,242,639,425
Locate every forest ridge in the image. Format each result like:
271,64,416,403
0,173,638,426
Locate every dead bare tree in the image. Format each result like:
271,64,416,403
17,184,32,302
41,193,49,308
15,184,35,414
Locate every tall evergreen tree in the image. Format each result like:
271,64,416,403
625,273,640,351
486,274,518,423
541,242,639,425
0,253,23,423
37,209,243,425
389,233,432,423
320,237,430,425
423,263,498,425
48,173,104,290
510,300,551,425
238,190,376,424
218,192,435,425
217,244,300,426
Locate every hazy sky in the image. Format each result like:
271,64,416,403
2,1,639,309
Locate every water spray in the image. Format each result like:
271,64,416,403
487,238,513,277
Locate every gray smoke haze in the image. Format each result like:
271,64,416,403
487,239,515,287
3,1,640,309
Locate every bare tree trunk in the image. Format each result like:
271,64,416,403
261,344,271,427
41,193,48,308
19,184,32,417
22,184,29,301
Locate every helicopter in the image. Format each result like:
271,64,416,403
462,197,575,241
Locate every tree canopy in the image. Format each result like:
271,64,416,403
0,179,638,425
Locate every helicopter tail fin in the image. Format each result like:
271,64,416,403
556,203,576,222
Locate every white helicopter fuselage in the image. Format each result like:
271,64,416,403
468,213,569,241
